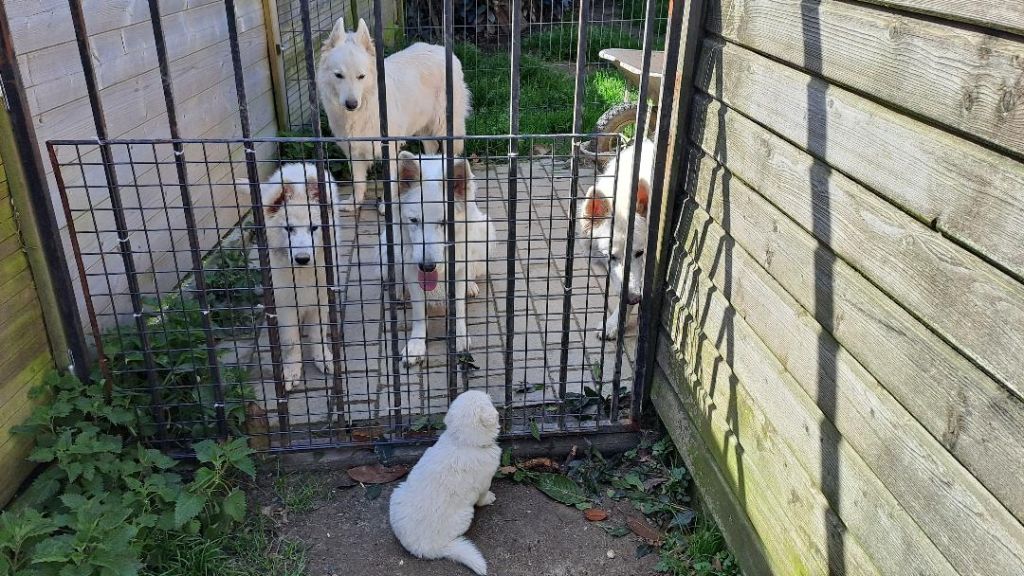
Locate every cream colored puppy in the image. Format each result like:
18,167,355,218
389,390,501,575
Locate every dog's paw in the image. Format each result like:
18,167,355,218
598,326,619,341
466,281,480,298
315,355,336,375
402,338,426,368
283,363,303,392
476,491,496,507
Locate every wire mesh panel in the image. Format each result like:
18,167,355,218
49,135,645,451
47,0,679,454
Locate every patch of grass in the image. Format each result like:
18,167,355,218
456,43,635,157
273,473,330,514
619,0,671,39
146,519,307,576
521,24,644,63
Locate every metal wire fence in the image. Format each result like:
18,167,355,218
47,0,680,454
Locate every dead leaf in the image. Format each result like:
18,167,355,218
335,472,357,488
584,508,609,522
352,426,387,442
532,144,550,156
498,465,518,475
626,516,663,545
520,457,560,472
346,464,409,484
712,557,723,571
643,477,667,491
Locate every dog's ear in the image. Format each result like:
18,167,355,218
397,151,420,193
324,17,346,51
476,404,498,431
355,18,375,53
579,185,611,233
450,158,473,201
263,184,287,216
634,179,650,218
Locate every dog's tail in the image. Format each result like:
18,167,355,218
443,536,487,575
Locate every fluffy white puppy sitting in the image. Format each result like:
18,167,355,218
389,390,501,575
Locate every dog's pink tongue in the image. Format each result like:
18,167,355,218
418,270,439,291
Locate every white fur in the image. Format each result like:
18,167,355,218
576,139,656,340
389,390,501,575
378,152,496,367
259,163,342,390
317,17,472,211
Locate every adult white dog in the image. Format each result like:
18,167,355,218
317,17,471,211
576,139,656,340
378,151,495,367
258,163,341,390
389,390,501,575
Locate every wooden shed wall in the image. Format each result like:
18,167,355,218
0,127,55,507
652,0,1024,573
5,0,280,330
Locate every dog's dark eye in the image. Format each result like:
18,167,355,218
334,72,344,79
311,225,319,232
609,254,619,262
285,226,294,233
634,249,644,258
408,217,419,224
357,74,366,80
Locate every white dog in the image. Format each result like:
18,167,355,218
258,163,341,390
389,390,501,575
577,139,656,340
317,17,471,211
379,152,495,367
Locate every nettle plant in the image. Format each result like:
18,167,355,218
102,294,253,444
0,372,255,576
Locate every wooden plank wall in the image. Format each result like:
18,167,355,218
652,0,1024,573
0,136,54,506
4,0,280,330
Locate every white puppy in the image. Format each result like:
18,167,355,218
389,390,501,575
317,17,471,211
378,151,496,367
576,139,656,340
259,163,341,390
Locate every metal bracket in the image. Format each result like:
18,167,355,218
0,72,9,111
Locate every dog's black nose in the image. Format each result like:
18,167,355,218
294,255,311,265
344,99,358,111
418,262,436,273
627,293,642,305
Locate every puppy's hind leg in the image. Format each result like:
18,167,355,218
475,490,496,506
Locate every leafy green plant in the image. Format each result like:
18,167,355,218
201,247,262,337
3,371,258,576
500,432,739,575
102,296,254,444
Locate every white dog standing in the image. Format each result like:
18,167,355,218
389,390,501,575
317,17,471,211
258,163,341,390
379,151,495,367
576,139,656,340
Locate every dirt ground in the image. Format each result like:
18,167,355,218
258,470,661,576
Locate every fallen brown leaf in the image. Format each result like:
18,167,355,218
532,144,551,156
519,457,560,472
346,464,409,484
351,426,387,443
643,477,667,491
584,508,609,522
626,516,663,545
498,465,518,475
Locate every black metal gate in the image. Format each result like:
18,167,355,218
44,0,683,454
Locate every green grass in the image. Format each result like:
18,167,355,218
521,24,644,63
273,472,332,514
456,43,636,157
146,519,307,576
